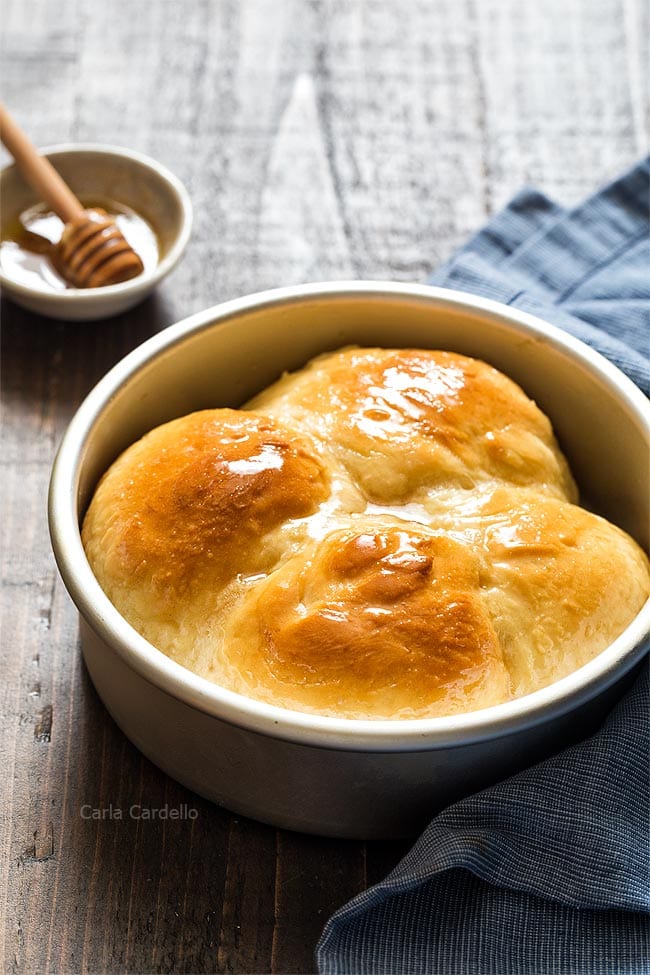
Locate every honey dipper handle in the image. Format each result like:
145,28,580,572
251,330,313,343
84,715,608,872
0,103,84,224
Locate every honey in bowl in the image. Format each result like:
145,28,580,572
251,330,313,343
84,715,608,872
0,197,159,291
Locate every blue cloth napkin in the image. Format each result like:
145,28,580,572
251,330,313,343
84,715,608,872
316,160,650,975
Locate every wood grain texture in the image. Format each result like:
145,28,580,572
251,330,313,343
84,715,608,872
1,0,647,972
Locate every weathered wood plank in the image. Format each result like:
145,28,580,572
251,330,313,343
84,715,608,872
474,0,649,209
1,0,647,971
271,833,366,974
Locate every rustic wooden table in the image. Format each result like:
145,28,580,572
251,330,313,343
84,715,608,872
2,1,648,972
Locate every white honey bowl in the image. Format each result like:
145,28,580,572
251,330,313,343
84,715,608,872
0,143,192,320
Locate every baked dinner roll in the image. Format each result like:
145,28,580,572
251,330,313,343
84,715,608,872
419,485,650,696
82,347,650,719
248,347,578,503
81,409,330,663
218,526,511,718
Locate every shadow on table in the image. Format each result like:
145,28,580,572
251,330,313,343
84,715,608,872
28,651,408,974
1,291,176,411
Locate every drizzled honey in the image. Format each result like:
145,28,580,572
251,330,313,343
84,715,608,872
0,197,158,291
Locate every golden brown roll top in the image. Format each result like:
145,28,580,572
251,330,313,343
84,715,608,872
81,409,330,644
212,490,648,718
81,347,650,719
249,347,578,503
419,485,650,697
220,527,511,718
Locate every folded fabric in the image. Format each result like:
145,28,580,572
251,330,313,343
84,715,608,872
316,159,650,975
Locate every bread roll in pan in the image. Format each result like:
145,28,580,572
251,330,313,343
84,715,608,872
49,282,650,837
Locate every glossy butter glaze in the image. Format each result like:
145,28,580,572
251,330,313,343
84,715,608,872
80,347,650,720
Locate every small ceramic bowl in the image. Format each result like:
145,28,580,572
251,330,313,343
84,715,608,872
0,143,192,320
49,283,650,837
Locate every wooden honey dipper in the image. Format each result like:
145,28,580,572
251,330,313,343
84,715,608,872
0,103,144,288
